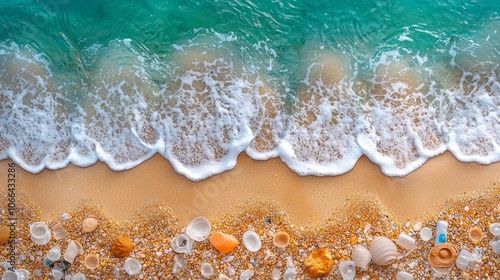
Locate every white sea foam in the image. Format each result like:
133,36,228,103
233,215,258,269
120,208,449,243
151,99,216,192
0,26,499,180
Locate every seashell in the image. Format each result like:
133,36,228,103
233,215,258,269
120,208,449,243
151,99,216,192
419,227,432,242
186,216,211,242
14,269,30,279
469,227,483,243
209,232,238,254
396,271,414,280
243,231,262,252
455,249,472,270
82,218,98,233
338,260,356,280
396,233,416,250
490,223,500,236
351,245,371,270
63,241,78,263
52,223,66,240
304,248,334,277
239,269,254,280
47,246,61,261
2,271,18,280
200,262,215,278
71,273,86,280
0,225,9,244
171,234,194,254
124,258,142,276
273,231,289,248
172,254,187,274
369,237,398,266
218,274,232,280
30,222,51,246
490,238,500,254
84,254,99,270
111,236,134,258
428,243,458,268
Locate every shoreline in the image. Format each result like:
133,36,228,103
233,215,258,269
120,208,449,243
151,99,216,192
2,151,500,226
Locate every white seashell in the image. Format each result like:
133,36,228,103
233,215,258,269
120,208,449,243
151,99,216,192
2,271,17,280
14,269,30,280
419,227,432,242
351,245,371,270
201,262,215,278
171,234,194,254
338,260,356,280
239,269,254,280
218,273,232,280
396,233,416,250
369,237,398,266
124,258,142,276
82,218,98,233
47,246,61,261
63,241,78,263
243,231,262,252
396,271,414,280
186,216,211,242
490,223,500,236
71,273,87,280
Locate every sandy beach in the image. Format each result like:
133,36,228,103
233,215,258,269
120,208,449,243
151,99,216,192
5,151,500,226
1,153,500,278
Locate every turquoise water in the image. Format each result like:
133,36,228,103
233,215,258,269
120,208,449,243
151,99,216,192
0,0,499,180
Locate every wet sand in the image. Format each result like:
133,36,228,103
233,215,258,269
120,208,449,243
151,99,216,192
3,151,500,226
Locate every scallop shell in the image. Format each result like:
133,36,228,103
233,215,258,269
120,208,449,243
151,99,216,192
369,237,398,266
82,218,98,232
186,216,211,242
338,260,356,280
351,245,371,270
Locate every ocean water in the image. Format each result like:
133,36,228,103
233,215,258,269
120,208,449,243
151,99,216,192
0,0,498,180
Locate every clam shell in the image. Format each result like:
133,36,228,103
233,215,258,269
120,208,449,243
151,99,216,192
490,223,500,236
82,218,98,232
419,227,432,242
243,231,262,252
186,216,211,242
338,260,356,280
351,245,371,270
369,237,398,266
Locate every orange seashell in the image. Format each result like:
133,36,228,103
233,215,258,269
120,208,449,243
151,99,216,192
82,218,98,232
111,236,135,258
209,232,238,254
428,243,458,268
304,248,334,278
0,224,10,244
273,231,290,248
469,227,483,243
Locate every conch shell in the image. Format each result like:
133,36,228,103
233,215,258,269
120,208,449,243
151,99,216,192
369,237,397,266
351,245,371,270
428,243,458,268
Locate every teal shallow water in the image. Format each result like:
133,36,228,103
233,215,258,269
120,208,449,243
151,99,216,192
0,0,499,180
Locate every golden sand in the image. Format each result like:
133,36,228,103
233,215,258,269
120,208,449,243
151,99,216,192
0,152,500,278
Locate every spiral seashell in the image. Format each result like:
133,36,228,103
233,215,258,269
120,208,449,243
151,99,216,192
351,245,371,270
369,237,398,266
171,234,194,254
338,260,356,280
428,243,458,268
82,218,98,232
